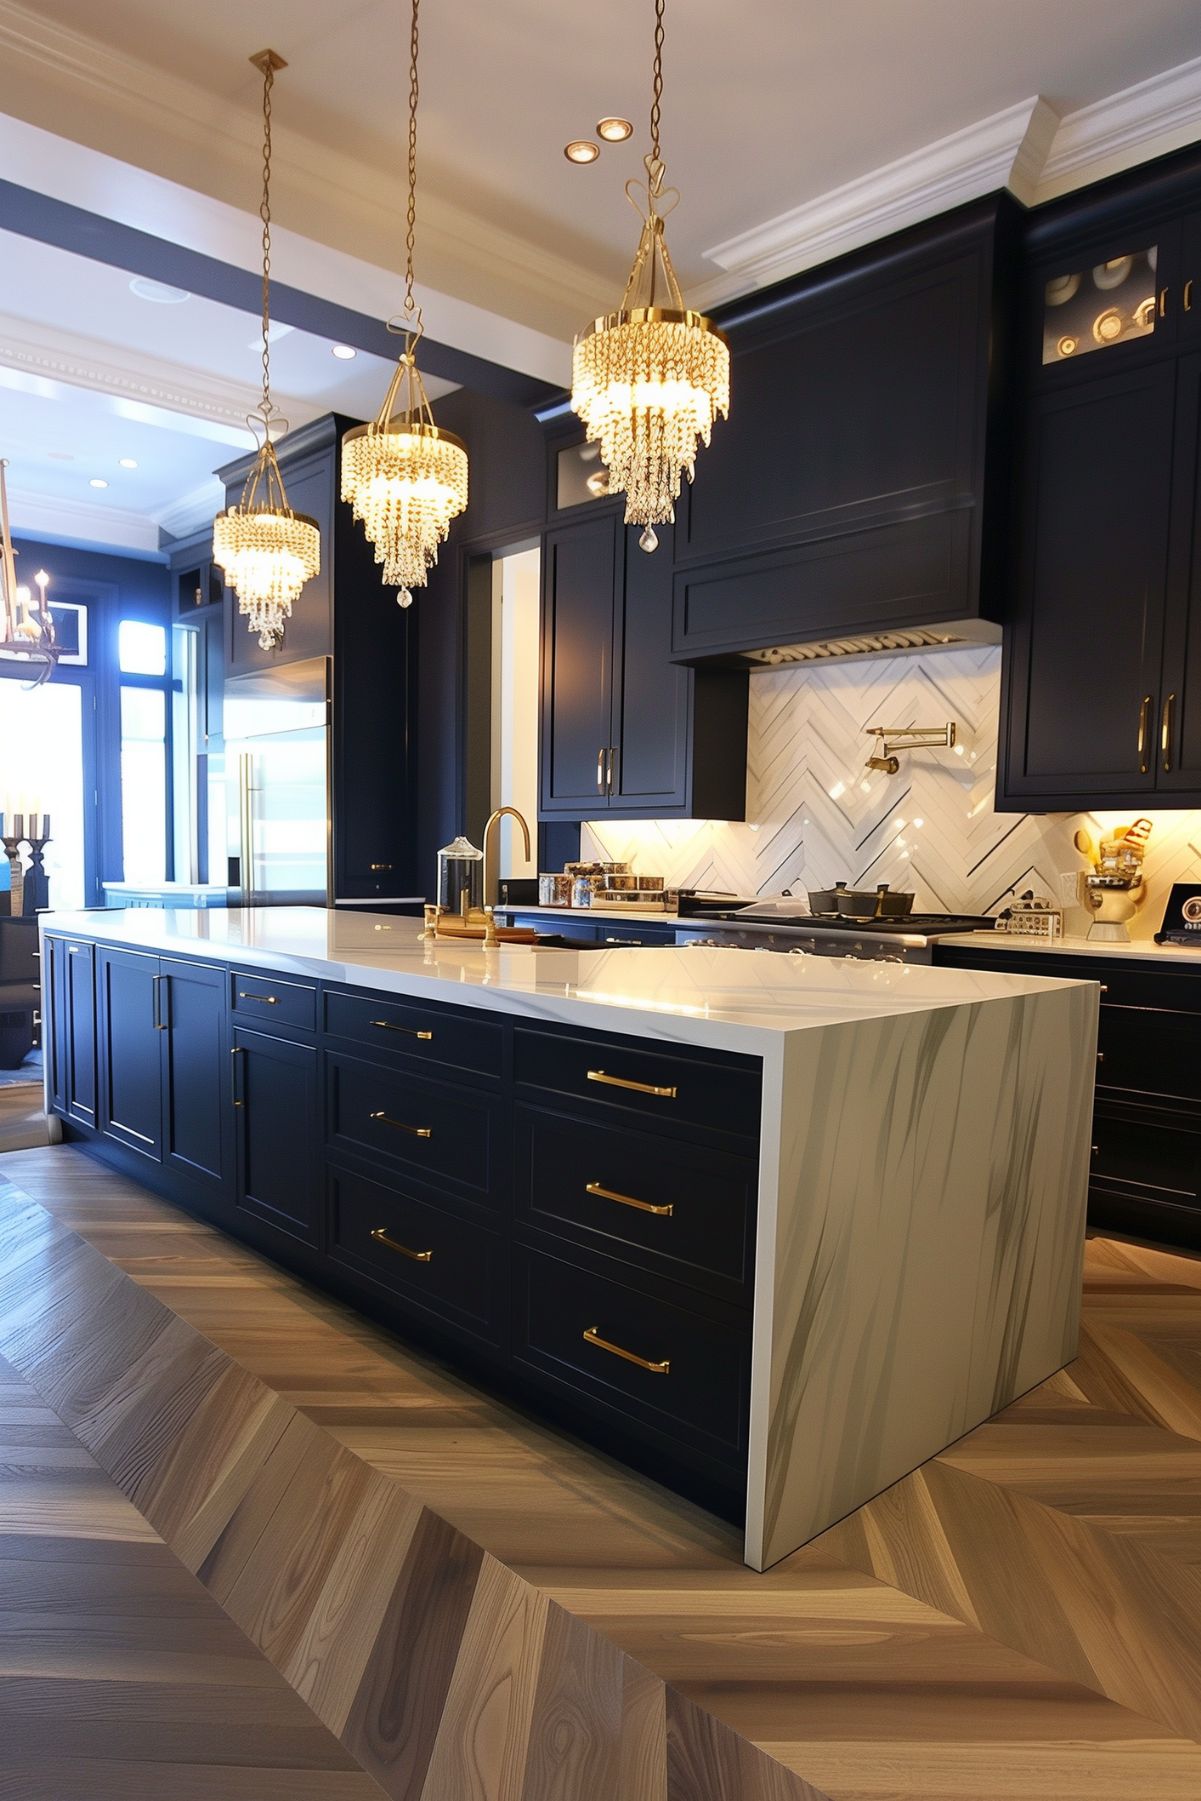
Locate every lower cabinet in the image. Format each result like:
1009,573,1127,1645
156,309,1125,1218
934,944,1201,1250
44,935,97,1129
232,1025,320,1248
96,947,164,1159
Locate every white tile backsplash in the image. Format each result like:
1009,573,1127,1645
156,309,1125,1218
581,646,1201,939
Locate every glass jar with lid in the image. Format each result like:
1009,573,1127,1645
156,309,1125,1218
437,835,483,917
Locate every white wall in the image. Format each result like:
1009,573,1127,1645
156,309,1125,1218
493,547,540,877
581,645,1201,940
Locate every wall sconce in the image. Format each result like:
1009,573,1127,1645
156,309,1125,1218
865,721,956,775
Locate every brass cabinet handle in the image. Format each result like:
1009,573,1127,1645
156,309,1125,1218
369,1110,432,1138
1100,984,1109,994
369,862,393,872
583,1326,670,1375
596,747,606,794
1162,693,1176,772
1137,694,1153,773
1158,286,1169,318
152,973,168,1030
370,1227,432,1262
605,746,617,793
230,1045,245,1107
1097,1051,1105,1063
370,1019,433,1040
586,1180,673,1217
586,1068,678,1099
238,990,278,1004
1186,278,1195,313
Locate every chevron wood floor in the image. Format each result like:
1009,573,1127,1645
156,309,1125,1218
2,1147,1201,1798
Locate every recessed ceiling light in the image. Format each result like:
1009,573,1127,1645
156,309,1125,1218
129,277,191,304
331,344,357,360
564,140,600,165
47,451,74,462
118,458,138,470
89,478,109,489
596,117,633,142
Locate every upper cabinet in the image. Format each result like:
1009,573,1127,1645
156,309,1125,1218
999,154,1201,809
539,513,747,821
670,197,1018,664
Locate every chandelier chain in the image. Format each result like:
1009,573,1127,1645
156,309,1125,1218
649,0,665,171
404,0,420,319
258,56,274,419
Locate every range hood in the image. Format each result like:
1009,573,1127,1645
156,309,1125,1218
743,620,1001,667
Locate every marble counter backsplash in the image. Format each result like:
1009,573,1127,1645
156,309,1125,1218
581,645,1201,940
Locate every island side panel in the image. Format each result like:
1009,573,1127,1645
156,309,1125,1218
745,983,1097,1571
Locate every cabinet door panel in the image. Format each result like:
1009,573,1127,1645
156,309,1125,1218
63,939,96,1128
1001,362,1175,802
232,1026,319,1247
97,948,162,1159
43,937,66,1116
1160,351,1201,791
161,958,231,1201
610,524,691,812
539,516,617,815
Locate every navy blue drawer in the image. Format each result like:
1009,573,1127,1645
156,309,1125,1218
512,1244,750,1464
323,987,502,1079
328,1163,504,1346
230,970,316,1033
325,1049,499,1204
513,1026,760,1141
1096,1006,1201,1104
517,1105,755,1298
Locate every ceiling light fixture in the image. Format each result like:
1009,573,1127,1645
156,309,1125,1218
331,344,357,359
129,277,191,304
564,140,600,164
596,117,633,142
571,0,729,552
0,461,57,684
89,478,109,489
213,50,320,650
118,458,138,470
341,0,467,610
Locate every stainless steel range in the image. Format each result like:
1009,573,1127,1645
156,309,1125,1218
673,892,995,963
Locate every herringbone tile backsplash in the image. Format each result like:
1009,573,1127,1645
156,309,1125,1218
581,646,1201,939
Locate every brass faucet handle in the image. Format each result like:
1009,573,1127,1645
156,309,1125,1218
483,905,499,947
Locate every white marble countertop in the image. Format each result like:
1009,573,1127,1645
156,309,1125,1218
941,931,1201,966
40,906,1094,1056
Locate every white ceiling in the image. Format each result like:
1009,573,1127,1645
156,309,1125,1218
1,0,1201,556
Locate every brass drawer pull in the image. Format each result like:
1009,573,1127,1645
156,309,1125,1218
1162,693,1176,772
586,1068,678,1099
1100,984,1109,994
582,1326,670,1374
230,1045,245,1107
1137,694,1153,773
1097,1051,1105,1063
370,1019,433,1040
369,862,393,872
1158,285,1169,318
238,990,278,1004
371,1227,432,1262
1186,278,1194,313
369,1110,432,1138
586,1180,673,1217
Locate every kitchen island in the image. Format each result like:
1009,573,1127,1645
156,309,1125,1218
40,906,1098,1569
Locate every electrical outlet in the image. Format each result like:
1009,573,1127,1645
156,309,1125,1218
1057,871,1080,908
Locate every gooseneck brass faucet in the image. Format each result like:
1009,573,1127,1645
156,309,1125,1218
481,806,532,944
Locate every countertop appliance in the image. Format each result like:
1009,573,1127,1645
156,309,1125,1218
223,657,332,906
675,893,995,963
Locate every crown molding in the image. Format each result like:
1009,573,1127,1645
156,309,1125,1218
150,477,223,540
7,485,164,556
0,313,297,443
1037,52,1201,197
701,99,1060,294
0,0,592,359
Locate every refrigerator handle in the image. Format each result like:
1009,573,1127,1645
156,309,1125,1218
238,752,255,904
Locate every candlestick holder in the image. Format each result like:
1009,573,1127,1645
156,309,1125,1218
21,834,50,915
1,836,24,918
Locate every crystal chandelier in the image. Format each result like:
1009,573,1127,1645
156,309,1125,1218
0,459,58,684
213,50,320,649
571,0,729,551
341,0,467,608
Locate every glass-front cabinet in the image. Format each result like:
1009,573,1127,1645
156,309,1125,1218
1041,244,1161,366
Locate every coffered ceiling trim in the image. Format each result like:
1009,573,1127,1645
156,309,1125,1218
8,485,164,556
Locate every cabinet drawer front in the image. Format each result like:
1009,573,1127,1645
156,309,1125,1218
514,1027,760,1141
518,1106,755,1293
231,971,316,1033
329,1165,503,1344
324,988,502,1079
1095,966,1201,1014
1097,1007,1201,1103
326,1051,497,1201
1092,1108,1201,1209
513,1246,749,1460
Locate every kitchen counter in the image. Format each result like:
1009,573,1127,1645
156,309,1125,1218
943,930,1201,965
41,906,1097,1570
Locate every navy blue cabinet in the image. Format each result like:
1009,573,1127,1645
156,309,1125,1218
160,957,232,1206
43,935,97,1129
231,1024,320,1248
97,947,163,1160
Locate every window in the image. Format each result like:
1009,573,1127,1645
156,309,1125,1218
118,619,167,676
118,619,171,887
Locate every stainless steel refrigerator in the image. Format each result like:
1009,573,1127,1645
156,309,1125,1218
223,657,331,906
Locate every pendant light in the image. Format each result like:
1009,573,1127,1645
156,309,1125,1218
570,0,729,551
213,50,320,649
0,460,58,684
341,0,468,608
